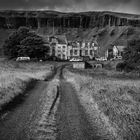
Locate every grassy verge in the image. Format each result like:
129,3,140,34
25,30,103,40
64,69,140,140
0,61,52,109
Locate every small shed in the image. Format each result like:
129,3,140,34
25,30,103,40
72,62,92,69
73,62,85,69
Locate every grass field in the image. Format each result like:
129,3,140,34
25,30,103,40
0,60,52,109
64,69,140,140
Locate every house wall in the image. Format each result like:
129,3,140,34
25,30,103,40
55,44,68,60
113,46,119,57
106,45,125,59
67,41,95,60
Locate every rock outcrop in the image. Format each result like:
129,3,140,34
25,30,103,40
0,10,140,29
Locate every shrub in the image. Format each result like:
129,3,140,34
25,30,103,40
110,29,115,36
116,62,126,71
116,62,137,72
98,29,107,37
126,28,134,36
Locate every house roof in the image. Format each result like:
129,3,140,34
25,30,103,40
115,46,126,52
55,35,67,44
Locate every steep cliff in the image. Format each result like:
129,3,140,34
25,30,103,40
0,10,140,29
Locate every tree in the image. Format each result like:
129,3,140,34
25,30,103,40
123,39,140,70
3,27,30,58
3,26,50,59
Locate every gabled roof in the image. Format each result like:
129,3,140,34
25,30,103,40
115,45,126,52
55,35,67,44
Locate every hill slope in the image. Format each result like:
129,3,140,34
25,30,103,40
0,10,140,56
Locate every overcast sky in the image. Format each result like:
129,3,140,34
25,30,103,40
0,0,140,14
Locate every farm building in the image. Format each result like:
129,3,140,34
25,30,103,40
72,62,92,69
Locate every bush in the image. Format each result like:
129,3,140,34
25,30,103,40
124,64,136,72
126,28,134,36
110,29,115,36
116,62,126,71
116,62,137,72
98,29,107,37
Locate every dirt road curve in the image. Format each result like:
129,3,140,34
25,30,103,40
0,65,97,140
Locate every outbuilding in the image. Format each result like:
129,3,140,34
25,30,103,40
73,62,85,69
72,61,92,69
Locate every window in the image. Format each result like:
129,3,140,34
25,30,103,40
58,54,61,58
85,50,88,55
63,55,65,59
74,50,78,55
70,50,73,55
63,46,66,49
90,50,93,55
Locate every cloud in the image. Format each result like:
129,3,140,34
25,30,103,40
0,0,139,14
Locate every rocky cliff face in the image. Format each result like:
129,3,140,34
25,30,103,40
0,10,140,29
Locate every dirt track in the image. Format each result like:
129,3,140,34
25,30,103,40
0,65,98,140
56,79,98,140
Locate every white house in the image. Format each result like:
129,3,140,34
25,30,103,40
105,44,126,59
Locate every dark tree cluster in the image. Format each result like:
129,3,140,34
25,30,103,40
117,39,140,72
123,39,140,64
3,26,50,59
